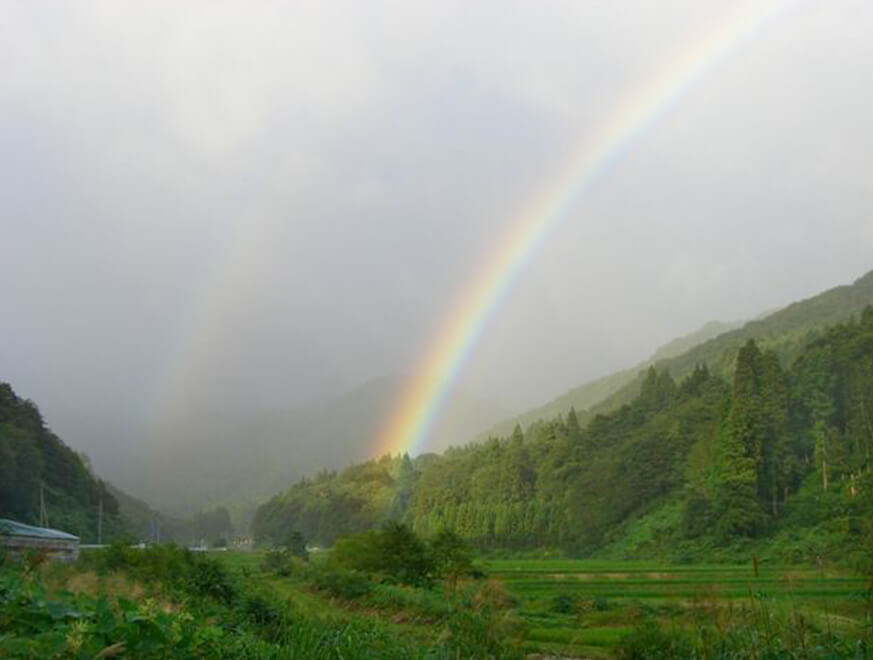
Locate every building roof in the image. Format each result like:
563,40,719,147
0,518,79,541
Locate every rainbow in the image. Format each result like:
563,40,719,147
376,0,793,458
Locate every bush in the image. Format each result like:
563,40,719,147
470,579,517,611
309,564,373,599
614,622,695,659
280,530,309,561
331,523,433,587
80,543,238,605
439,607,526,659
550,593,577,614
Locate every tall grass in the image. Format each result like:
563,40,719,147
615,590,871,659
2,547,529,659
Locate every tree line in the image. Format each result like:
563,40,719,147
253,307,873,559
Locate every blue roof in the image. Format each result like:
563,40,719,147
0,518,79,541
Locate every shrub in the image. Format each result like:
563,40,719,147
80,543,239,605
470,579,517,611
309,564,373,599
439,607,526,659
280,530,309,561
614,622,695,659
331,522,434,587
551,593,577,614
261,549,308,578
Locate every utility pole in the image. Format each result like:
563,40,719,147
39,483,49,528
97,498,103,545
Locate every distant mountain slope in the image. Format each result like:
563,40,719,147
105,483,196,544
648,320,746,363
585,268,873,421
481,319,744,441
484,269,873,439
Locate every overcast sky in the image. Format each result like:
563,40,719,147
2,0,872,471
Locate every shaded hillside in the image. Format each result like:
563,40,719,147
106,483,203,544
486,269,873,440
254,306,873,565
0,383,123,541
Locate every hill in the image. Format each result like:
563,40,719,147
253,272,873,566
482,318,744,441
484,269,873,440
0,382,123,541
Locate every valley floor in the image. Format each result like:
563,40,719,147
1,547,869,658
221,552,871,659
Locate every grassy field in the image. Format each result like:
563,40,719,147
14,549,848,658
5,546,865,658
484,558,871,658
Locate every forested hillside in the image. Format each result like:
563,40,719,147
484,269,873,441
0,383,122,541
253,306,873,565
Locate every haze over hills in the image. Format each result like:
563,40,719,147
3,267,873,547
109,376,508,522
80,268,873,528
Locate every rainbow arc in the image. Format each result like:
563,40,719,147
376,0,792,458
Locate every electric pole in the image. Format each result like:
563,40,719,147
39,483,49,527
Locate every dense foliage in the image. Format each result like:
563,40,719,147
254,308,873,564
0,544,525,659
324,523,474,590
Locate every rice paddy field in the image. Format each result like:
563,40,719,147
485,559,872,658
212,552,872,658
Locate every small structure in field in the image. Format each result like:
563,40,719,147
0,518,80,562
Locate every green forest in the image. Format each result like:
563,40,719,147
253,306,873,567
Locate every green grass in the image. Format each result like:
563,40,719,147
484,558,871,657
8,548,866,658
217,553,872,658
576,626,636,646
